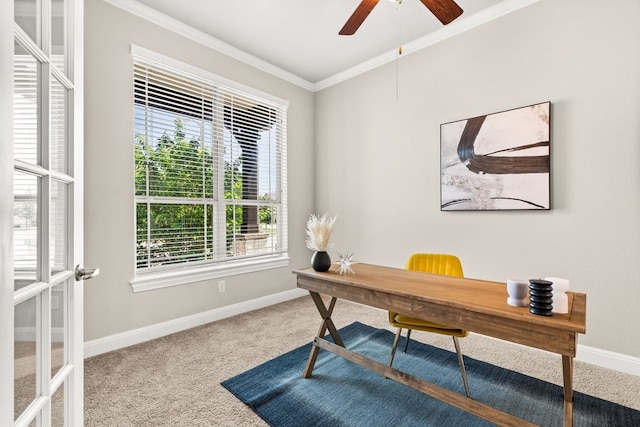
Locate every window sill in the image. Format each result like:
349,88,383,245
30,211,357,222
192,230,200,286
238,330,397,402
130,254,290,293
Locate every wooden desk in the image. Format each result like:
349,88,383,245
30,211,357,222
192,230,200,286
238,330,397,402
294,263,587,427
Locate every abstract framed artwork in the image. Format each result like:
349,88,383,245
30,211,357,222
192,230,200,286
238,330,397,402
440,102,550,211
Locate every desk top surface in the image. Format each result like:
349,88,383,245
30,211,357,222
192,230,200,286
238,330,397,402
294,263,586,335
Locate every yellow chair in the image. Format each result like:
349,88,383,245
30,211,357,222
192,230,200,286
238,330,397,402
388,253,471,398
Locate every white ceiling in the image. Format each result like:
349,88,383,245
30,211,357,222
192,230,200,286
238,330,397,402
113,0,538,89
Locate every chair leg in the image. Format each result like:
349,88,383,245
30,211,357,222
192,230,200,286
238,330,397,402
453,336,471,398
403,329,412,353
389,328,403,367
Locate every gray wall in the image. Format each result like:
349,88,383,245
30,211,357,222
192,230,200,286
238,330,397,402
315,0,640,358
84,0,314,341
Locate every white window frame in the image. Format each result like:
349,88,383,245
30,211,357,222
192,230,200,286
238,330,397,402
129,45,289,292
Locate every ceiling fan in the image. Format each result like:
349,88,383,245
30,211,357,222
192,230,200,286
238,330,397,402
339,0,464,35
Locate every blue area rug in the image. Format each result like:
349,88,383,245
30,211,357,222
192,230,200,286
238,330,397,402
221,322,639,426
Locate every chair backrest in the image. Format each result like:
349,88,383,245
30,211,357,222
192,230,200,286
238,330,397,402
405,253,464,278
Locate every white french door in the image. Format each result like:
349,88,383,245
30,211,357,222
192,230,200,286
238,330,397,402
2,0,88,426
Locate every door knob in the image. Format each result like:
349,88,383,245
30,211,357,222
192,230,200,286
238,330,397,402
75,265,100,281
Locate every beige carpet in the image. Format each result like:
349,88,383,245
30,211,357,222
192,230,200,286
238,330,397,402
84,295,640,426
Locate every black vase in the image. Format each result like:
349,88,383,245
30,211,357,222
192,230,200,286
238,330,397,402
311,251,331,272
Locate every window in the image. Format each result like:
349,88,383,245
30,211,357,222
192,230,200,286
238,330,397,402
131,47,288,291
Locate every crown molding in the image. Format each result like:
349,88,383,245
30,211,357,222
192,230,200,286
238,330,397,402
101,0,315,91
314,0,541,91
101,0,540,91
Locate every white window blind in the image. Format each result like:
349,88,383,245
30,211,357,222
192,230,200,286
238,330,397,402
133,53,288,275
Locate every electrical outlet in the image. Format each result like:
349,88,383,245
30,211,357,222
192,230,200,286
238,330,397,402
218,280,226,292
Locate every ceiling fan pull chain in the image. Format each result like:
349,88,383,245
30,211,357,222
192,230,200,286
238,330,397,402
395,0,402,101
396,0,402,55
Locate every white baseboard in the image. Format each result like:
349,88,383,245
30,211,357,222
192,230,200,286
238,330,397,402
84,289,640,378
474,332,640,377
15,327,64,342
83,288,307,358
577,344,640,377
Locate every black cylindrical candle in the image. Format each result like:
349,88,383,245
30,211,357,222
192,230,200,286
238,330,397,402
529,279,553,316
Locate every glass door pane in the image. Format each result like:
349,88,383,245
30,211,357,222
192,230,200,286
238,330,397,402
14,171,39,290
14,0,39,46
14,295,39,421
51,383,64,425
50,283,65,379
51,0,66,72
51,180,67,274
14,40,39,166
50,76,67,173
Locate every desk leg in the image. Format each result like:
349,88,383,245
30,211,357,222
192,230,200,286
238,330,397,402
562,355,574,427
303,292,344,378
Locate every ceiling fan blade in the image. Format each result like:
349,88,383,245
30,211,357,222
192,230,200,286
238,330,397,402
339,0,380,35
419,0,463,25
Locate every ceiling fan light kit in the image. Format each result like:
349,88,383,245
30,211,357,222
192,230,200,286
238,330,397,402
339,0,463,35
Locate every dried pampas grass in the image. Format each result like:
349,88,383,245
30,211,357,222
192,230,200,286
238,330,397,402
305,213,336,252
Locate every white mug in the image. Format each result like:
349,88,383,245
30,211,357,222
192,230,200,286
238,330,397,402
506,279,529,307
